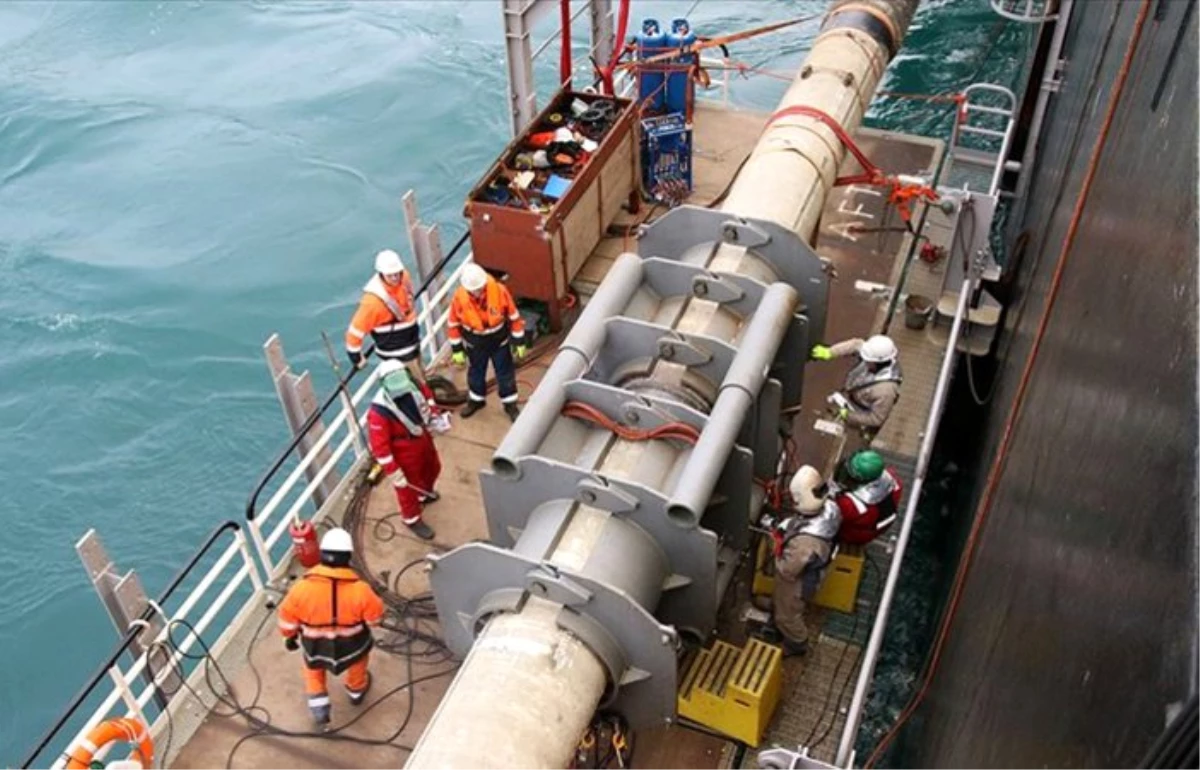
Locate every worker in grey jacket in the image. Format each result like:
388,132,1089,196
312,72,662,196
769,465,841,656
811,334,902,446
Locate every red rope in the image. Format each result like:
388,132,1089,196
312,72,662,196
559,0,572,88
562,401,701,445
600,0,631,94
764,105,940,222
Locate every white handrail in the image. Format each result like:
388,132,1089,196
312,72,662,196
834,276,975,767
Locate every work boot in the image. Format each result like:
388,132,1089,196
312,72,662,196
781,637,809,657
310,703,331,726
406,520,435,541
420,490,440,504
460,400,484,419
347,673,372,706
504,403,520,422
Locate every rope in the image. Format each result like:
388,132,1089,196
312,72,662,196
763,105,941,224
861,0,1154,764
561,401,701,445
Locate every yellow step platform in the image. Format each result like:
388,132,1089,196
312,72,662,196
752,537,865,614
677,638,783,746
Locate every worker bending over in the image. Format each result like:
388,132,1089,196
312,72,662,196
278,528,385,726
770,465,842,656
448,263,527,421
367,360,442,541
831,450,902,545
810,334,902,446
346,249,422,375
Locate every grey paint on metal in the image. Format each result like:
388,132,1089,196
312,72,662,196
494,254,644,475
638,205,830,343
906,2,1199,767
563,379,709,434
667,284,798,525
640,257,766,320
427,541,679,728
479,456,725,635
587,316,737,394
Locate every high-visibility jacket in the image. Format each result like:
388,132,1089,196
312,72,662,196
278,564,385,674
447,276,524,353
835,469,902,545
346,273,420,362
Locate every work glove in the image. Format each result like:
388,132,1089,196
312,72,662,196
514,344,528,361
284,636,299,652
348,349,366,369
810,345,834,361
451,350,466,367
835,406,850,422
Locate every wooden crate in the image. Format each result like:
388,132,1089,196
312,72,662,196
464,89,638,330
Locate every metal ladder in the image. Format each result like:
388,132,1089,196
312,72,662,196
990,0,1059,23
946,83,1020,198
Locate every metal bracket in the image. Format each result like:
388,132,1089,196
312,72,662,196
656,334,712,366
638,205,829,343
576,477,640,512
590,316,736,394
642,257,764,318
427,542,678,729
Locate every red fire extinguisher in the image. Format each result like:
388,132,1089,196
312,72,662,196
289,517,320,568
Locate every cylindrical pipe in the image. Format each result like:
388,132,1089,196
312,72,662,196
667,283,798,524
494,253,645,476
720,0,919,239
833,276,970,767
405,598,607,769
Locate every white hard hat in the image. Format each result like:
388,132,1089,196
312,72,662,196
320,527,353,554
789,465,825,514
374,249,405,275
859,335,898,364
461,263,488,293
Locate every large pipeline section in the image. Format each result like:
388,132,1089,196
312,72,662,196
407,2,919,767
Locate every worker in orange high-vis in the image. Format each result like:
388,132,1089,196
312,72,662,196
278,528,385,726
448,263,526,422
345,249,422,372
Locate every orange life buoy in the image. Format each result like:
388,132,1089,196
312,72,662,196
65,716,153,769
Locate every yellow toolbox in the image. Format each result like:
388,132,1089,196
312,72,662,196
752,537,866,614
677,638,783,746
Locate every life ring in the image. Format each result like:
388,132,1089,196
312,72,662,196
65,716,154,769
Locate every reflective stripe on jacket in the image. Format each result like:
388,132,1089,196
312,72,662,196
278,564,385,674
346,273,420,361
447,277,525,352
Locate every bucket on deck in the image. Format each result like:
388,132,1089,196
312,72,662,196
904,293,934,329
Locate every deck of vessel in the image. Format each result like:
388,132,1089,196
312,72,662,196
169,102,946,770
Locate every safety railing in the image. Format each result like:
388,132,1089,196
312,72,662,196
22,521,262,769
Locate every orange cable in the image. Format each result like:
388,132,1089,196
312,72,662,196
862,1,1154,765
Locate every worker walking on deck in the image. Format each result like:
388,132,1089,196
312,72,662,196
831,449,903,545
770,465,842,656
345,249,422,374
448,263,527,422
367,360,442,541
278,528,385,726
810,334,902,446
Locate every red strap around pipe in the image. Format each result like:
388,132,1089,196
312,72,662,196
764,105,886,186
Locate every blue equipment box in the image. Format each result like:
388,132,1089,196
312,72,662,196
640,113,693,202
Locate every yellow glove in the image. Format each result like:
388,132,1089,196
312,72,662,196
451,350,466,367
836,406,850,422
811,344,834,361
514,344,528,361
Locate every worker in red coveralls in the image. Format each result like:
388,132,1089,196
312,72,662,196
831,450,903,545
367,359,442,541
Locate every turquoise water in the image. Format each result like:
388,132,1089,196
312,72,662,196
0,1,1030,762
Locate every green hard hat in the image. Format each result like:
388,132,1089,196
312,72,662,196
847,450,885,482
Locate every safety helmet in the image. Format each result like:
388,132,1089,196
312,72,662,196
789,465,825,515
374,249,405,276
847,450,885,483
859,335,898,364
319,527,353,554
461,263,488,293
